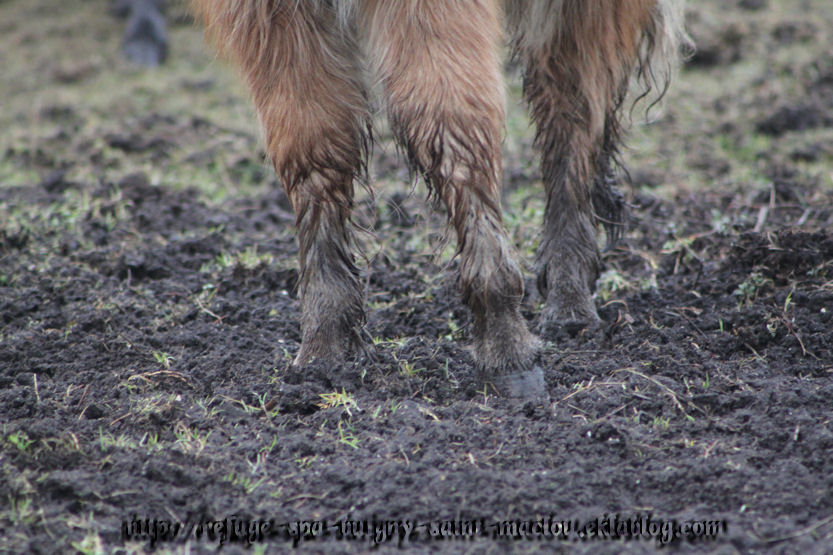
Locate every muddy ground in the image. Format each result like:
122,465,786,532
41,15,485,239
1,0,832,553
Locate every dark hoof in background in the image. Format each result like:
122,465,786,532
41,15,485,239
487,366,549,403
122,0,168,66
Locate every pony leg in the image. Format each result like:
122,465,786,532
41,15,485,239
194,1,371,364
509,0,676,331
359,0,543,398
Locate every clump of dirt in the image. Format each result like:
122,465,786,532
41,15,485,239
757,53,833,136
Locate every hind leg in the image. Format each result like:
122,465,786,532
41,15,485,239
195,1,370,364
510,0,658,332
359,0,543,397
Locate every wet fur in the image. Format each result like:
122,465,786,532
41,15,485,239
191,0,688,393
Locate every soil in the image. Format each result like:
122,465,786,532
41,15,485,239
1,0,832,553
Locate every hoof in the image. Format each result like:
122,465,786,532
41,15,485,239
488,366,548,402
123,3,168,67
124,41,167,67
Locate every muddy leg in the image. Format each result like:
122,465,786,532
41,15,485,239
510,0,658,332
359,0,543,398
195,1,370,364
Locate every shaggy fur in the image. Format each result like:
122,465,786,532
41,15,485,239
506,0,688,328
192,0,688,397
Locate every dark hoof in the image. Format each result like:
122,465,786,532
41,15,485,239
124,40,167,67
488,366,548,402
293,333,370,367
123,3,168,66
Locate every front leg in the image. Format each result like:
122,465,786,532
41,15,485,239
360,0,544,398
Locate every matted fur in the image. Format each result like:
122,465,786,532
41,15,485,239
191,0,688,395
505,0,690,326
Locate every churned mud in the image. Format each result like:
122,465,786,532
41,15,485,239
1,0,831,552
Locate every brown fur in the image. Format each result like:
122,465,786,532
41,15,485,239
506,0,688,328
191,0,687,396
